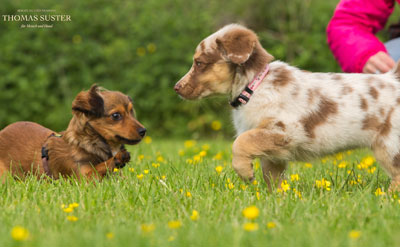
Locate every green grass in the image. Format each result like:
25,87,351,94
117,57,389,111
1,139,400,247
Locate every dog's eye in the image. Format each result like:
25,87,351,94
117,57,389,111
111,112,122,121
196,61,202,66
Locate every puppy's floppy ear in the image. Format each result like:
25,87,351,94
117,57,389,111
72,84,104,117
216,28,258,64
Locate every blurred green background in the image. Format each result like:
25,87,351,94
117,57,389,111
0,0,399,138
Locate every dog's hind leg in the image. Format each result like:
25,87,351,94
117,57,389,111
372,136,400,192
261,158,287,191
232,128,290,182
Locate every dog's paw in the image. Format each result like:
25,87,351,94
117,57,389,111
115,149,131,168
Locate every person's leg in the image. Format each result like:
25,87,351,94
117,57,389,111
385,37,400,62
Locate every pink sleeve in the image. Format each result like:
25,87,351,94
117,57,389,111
326,0,395,73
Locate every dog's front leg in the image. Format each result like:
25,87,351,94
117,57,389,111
80,149,130,179
232,128,289,182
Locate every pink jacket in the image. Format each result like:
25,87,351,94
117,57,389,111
327,0,399,73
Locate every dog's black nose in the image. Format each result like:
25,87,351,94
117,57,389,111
138,127,146,137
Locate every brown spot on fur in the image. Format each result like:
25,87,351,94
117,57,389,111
272,66,294,87
332,74,342,80
393,153,400,168
307,89,314,104
369,86,379,99
362,115,380,131
380,108,394,136
397,97,400,105
360,96,368,111
301,97,338,138
276,121,286,131
342,85,353,95
379,108,385,117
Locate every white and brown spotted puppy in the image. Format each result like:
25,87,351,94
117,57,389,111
174,24,400,190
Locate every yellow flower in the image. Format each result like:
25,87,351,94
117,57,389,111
186,159,193,165
335,152,343,160
136,47,146,56
113,168,119,172
144,169,149,174
202,144,210,151
199,151,207,157
252,180,258,185
141,224,156,233
147,43,157,53
290,174,299,182
228,183,234,189
190,210,199,221
375,188,385,196
168,221,182,229
338,161,347,168
152,163,160,168
266,222,276,229
193,155,201,163
69,203,79,208
304,163,313,168
348,230,361,239
281,180,290,192
363,156,375,166
211,120,222,131
129,168,135,172
368,167,376,174
66,216,78,222
161,175,166,180
137,174,144,180
213,152,223,160
184,140,196,149
186,191,192,198
143,136,152,144
256,192,260,200
157,156,165,163
138,154,145,161
106,232,114,239
72,34,82,44
315,178,331,191
63,207,73,213
242,206,260,220
215,166,223,174
243,222,259,232
11,226,29,241
240,184,248,190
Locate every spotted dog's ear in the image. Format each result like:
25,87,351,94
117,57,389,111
72,84,104,117
216,27,259,64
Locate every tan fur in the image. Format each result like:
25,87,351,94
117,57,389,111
0,85,145,180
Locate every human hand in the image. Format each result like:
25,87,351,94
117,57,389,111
363,51,395,74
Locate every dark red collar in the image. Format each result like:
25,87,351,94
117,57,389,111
230,64,270,108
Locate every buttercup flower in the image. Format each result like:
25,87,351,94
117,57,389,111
215,166,223,174
267,222,276,229
190,210,199,221
242,206,260,220
243,222,258,232
168,221,182,229
348,230,361,239
67,216,78,222
141,224,156,233
11,226,29,241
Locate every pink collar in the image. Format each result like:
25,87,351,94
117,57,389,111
230,64,270,108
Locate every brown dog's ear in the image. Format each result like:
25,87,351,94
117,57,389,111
216,28,258,64
72,84,104,117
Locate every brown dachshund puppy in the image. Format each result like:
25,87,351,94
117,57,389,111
0,84,146,180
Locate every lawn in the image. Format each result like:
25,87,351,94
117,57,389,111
1,137,400,247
